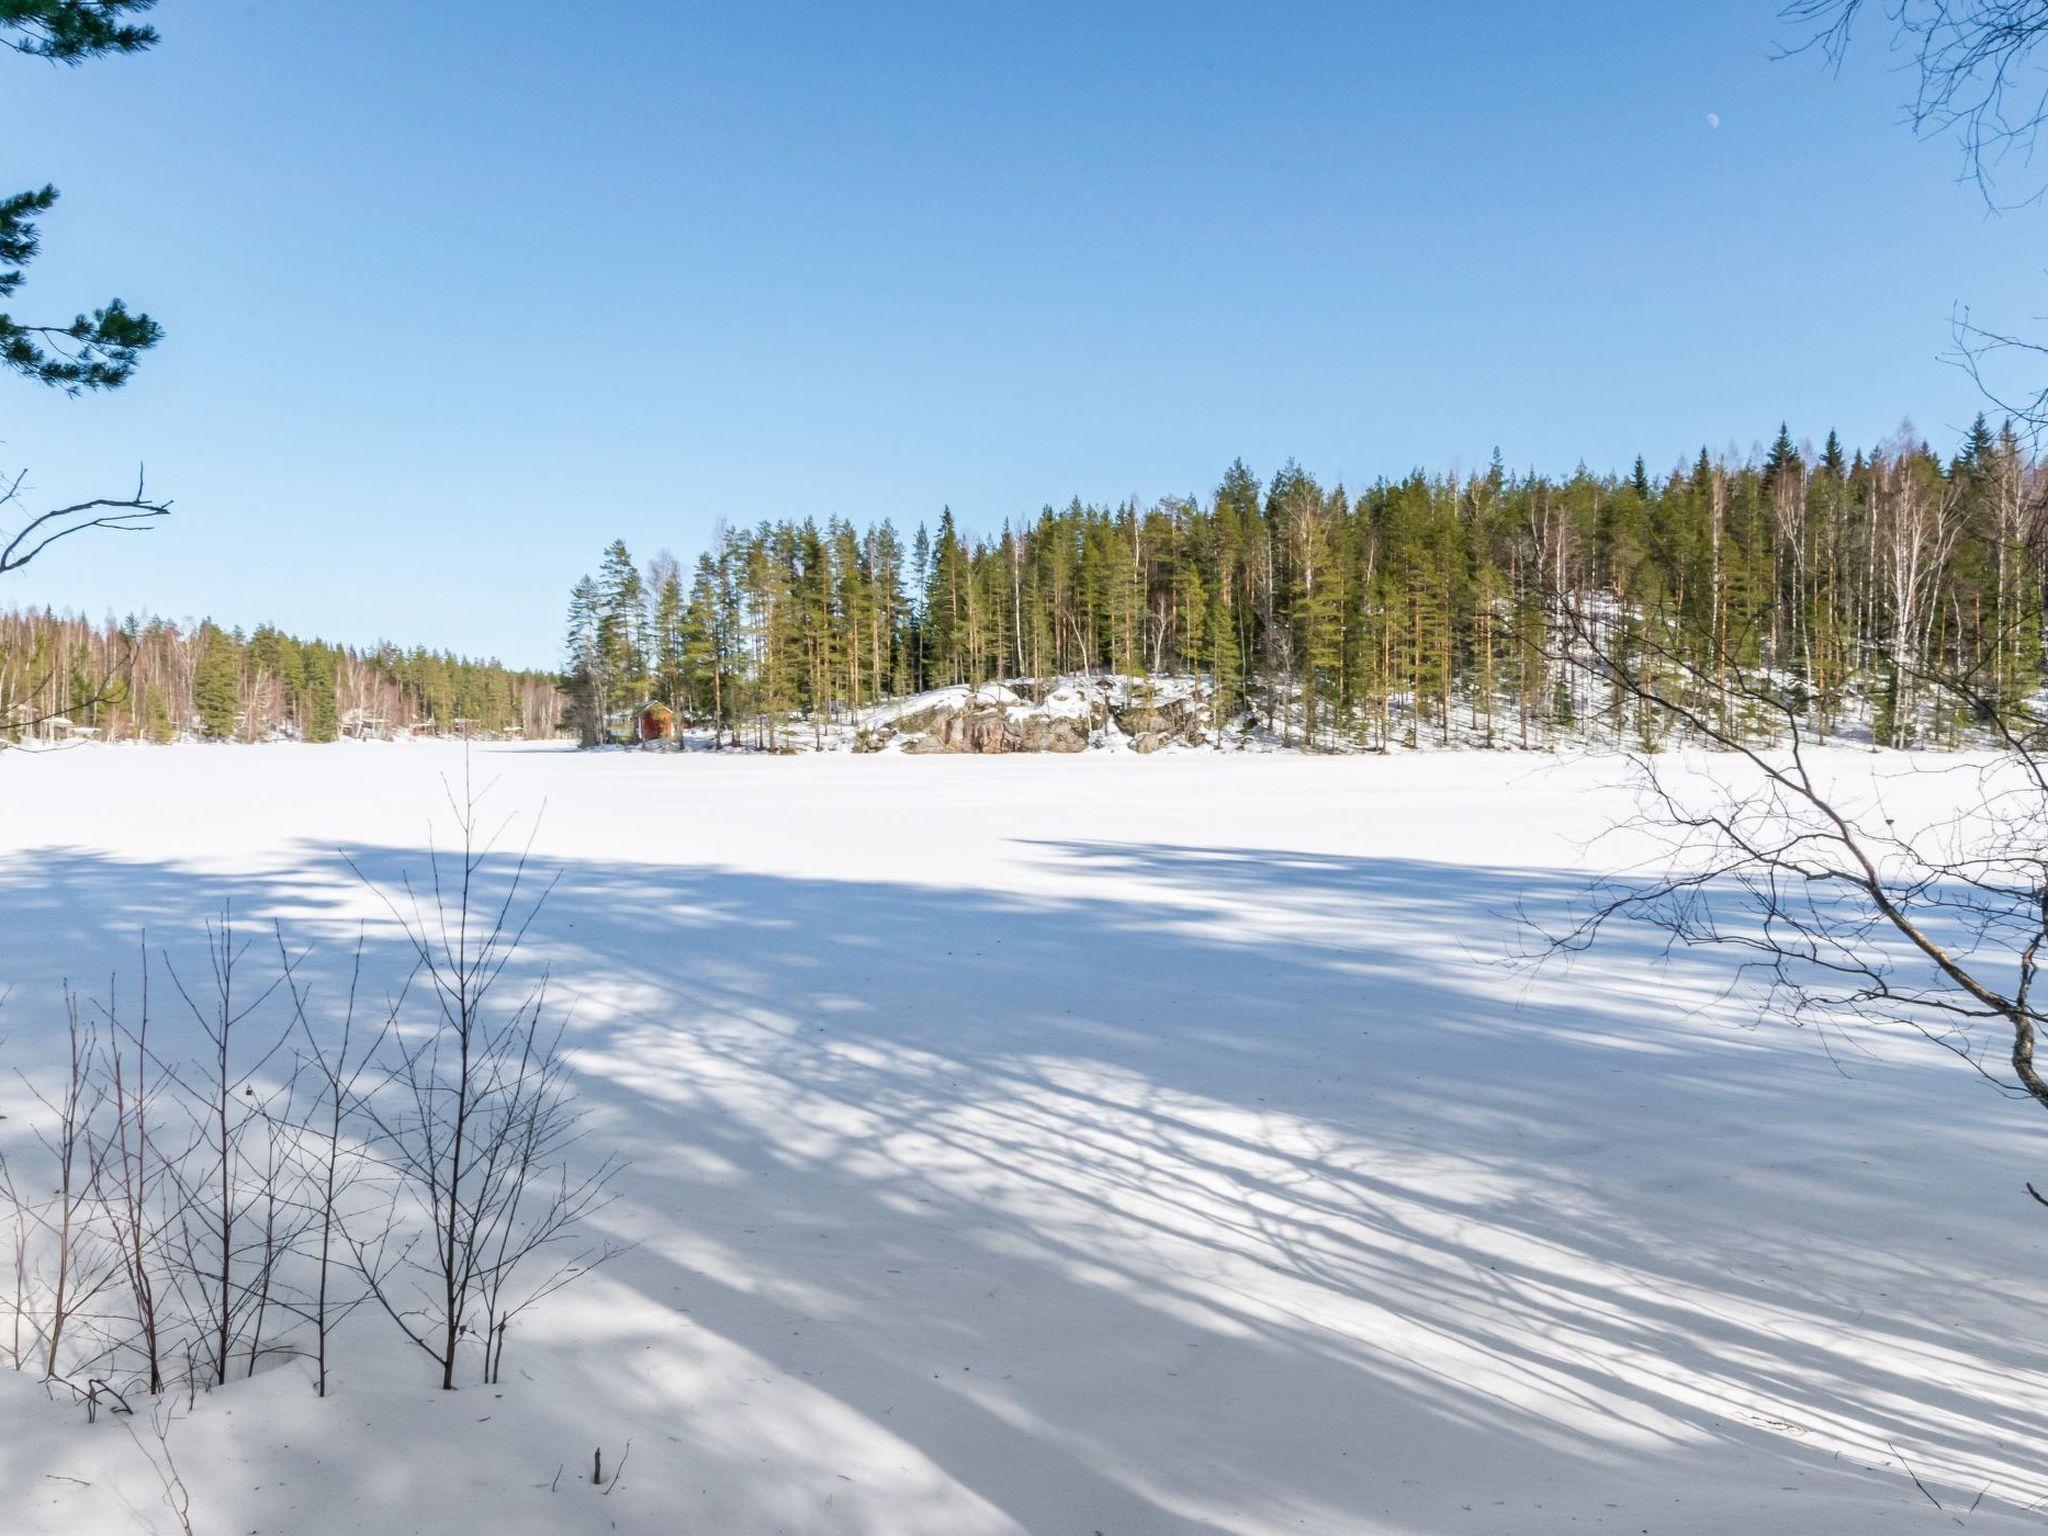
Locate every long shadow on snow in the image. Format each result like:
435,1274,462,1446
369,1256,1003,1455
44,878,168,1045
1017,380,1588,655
1,838,2045,1530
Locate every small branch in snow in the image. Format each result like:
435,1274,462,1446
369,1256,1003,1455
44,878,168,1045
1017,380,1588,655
1888,1440,1943,1509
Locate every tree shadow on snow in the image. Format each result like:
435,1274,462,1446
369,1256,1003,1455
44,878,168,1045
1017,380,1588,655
1,837,2046,1531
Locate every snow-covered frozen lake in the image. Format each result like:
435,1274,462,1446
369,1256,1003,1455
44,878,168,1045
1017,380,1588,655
3,742,2045,1533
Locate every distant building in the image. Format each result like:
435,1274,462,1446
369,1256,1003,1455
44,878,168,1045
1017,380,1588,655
636,701,675,744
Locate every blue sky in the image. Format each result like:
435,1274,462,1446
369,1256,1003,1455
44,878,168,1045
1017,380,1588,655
5,1,2043,667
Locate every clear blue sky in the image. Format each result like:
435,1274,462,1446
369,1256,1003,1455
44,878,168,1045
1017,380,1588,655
5,1,2041,668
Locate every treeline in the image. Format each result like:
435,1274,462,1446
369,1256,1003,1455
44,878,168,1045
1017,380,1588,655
564,417,2045,750
1,609,562,743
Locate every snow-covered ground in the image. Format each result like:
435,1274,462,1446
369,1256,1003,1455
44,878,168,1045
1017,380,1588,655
2,742,2045,1533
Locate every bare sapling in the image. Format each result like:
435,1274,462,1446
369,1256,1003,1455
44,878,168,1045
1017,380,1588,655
275,924,407,1396
239,1062,308,1380
0,1140,27,1370
2,988,121,1390
345,764,622,1389
471,972,624,1386
39,991,116,1385
160,904,295,1387
0,774,626,1409
89,945,174,1394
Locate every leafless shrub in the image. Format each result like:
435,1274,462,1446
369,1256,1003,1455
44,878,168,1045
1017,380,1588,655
344,770,624,1390
0,778,626,1409
89,946,174,1394
274,926,406,1398
1,990,121,1387
159,906,297,1389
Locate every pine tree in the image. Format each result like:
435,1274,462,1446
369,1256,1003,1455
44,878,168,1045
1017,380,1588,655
869,520,907,697
0,3,172,591
651,560,687,712
926,510,969,686
909,524,932,692
683,553,724,740
595,538,648,717
562,575,604,746
0,3,162,393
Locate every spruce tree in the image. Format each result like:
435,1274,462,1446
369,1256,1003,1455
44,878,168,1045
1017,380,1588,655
1763,423,1802,486
302,646,340,742
1819,429,1847,479
193,624,240,739
1956,412,1997,482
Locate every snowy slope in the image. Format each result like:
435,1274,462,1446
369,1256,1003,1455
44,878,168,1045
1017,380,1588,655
0,743,2044,1533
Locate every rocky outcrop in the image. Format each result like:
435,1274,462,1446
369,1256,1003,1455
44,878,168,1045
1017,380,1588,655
1014,715,1089,753
1113,694,1204,752
901,705,1090,754
878,679,1211,754
902,707,1009,753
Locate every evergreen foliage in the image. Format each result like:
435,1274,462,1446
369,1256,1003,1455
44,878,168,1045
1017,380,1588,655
2,0,158,62
0,1,161,392
563,423,2048,750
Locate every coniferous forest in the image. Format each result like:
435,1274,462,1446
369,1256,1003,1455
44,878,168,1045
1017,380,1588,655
563,420,2045,751
0,608,561,742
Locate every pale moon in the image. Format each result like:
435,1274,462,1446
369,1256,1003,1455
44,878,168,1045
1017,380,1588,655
1706,112,1721,128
